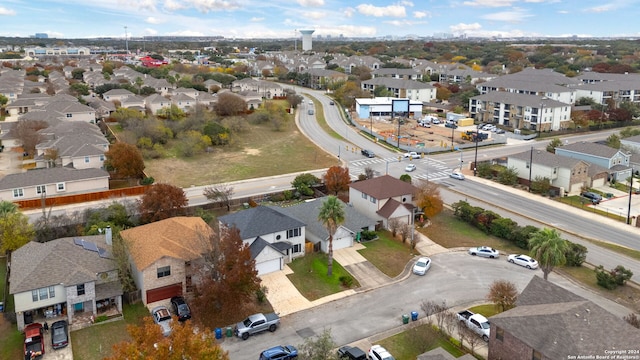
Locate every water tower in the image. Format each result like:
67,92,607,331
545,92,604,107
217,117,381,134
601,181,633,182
300,29,315,51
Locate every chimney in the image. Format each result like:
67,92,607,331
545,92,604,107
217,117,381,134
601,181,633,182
105,226,112,245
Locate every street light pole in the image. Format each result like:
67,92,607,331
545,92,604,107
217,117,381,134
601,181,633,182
628,167,634,225
538,101,544,138
474,122,480,176
528,146,534,192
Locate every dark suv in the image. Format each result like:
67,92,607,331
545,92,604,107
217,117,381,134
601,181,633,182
361,149,375,158
170,296,191,321
338,345,368,360
581,191,602,204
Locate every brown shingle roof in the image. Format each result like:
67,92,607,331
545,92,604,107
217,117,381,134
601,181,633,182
120,217,214,271
349,175,417,199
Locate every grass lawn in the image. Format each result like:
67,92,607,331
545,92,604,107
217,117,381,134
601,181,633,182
286,252,360,301
358,231,416,277
0,319,23,360
71,302,149,360
143,120,338,187
378,324,468,360
469,304,501,318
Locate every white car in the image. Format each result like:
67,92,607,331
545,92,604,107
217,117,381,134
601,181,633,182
369,345,395,360
450,172,465,180
468,246,500,259
152,306,173,337
508,254,539,269
412,257,432,275
403,151,421,159
405,164,416,172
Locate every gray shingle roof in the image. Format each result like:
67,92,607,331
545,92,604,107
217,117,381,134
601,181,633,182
362,77,434,90
0,167,109,190
349,175,417,200
9,235,117,294
218,206,306,240
249,236,287,259
557,142,623,159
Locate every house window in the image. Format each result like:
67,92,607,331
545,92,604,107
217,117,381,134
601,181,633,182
39,287,48,300
84,156,90,163
287,228,301,239
36,185,46,194
361,192,367,199
293,244,302,253
532,350,542,360
496,326,504,341
99,155,105,161
57,183,66,191
157,266,171,278
77,284,85,296
32,290,38,302
13,188,24,198
370,196,377,204
49,286,55,298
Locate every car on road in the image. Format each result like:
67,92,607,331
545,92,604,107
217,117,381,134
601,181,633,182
444,122,458,129
405,164,416,172
581,191,602,204
369,344,395,360
508,254,539,269
152,306,173,337
259,345,298,360
51,320,69,350
450,172,465,180
171,296,192,321
361,149,375,158
468,246,500,259
337,345,367,360
329,101,335,105
412,257,432,275
431,118,441,124
403,151,421,159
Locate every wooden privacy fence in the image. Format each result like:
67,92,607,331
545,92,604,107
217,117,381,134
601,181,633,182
14,186,148,210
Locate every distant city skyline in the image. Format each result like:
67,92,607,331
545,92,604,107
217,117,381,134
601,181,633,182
1,1,640,40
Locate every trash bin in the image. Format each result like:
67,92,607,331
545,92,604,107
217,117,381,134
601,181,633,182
402,314,409,324
0,302,3,312
215,328,222,339
226,327,233,338
411,311,418,321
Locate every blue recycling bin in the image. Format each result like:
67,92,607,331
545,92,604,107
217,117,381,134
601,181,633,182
411,311,418,321
215,328,222,339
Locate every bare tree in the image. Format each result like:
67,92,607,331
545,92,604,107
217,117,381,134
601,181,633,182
15,119,48,155
444,311,457,336
364,167,375,179
203,184,235,212
399,223,411,243
388,218,401,237
410,228,421,250
462,325,483,355
421,300,438,323
433,300,448,331
486,279,518,312
624,313,640,329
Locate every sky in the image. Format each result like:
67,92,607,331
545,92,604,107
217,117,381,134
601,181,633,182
1,0,640,40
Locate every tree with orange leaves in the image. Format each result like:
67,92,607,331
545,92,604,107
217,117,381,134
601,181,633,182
138,183,188,223
414,180,443,220
105,316,229,360
324,166,350,196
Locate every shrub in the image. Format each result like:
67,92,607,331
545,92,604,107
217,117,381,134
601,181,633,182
476,162,493,178
256,285,268,303
140,176,155,185
530,176,551,194
339,275,354,288
564,242,588,267
612,265,633,286
595,265,633,289
508,225,538,249
282,190,293,200
94,315,109,323
490,217,517,239
474,210,501,234
497,166,519,185
360,230,377,241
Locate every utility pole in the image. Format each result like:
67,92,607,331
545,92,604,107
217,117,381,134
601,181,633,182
528,146,534,192
124,26,129,59
628,167,634,225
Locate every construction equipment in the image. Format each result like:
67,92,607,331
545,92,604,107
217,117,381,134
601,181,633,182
461,131,488,142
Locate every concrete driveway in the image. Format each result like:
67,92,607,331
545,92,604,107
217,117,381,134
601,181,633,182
41,327,73,360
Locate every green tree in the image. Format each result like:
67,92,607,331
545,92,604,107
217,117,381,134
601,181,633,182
292,173,320,197
297,328,339,360
0,211,35,254
0,201,18,217
528,228,568,280
606,133,621,149
546,138,562,153
318,196,345,276
373,85,394,97
497,166,519,185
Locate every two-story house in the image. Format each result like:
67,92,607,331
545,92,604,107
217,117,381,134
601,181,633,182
103,88,135,104
120,217,214,306
9,233,123,331
489,276,640,360
218,206,306,275
555,142,632,182
348,175,417,229
34,121,109,169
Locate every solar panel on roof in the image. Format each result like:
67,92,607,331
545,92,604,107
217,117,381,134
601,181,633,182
74,238,84,246
82,241,98,252
98,247,109,258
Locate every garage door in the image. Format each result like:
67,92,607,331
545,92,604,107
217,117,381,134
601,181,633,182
332,236,352,251
257,258,282,275
146,283,182,304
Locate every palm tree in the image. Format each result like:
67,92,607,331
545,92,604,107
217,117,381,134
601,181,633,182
528,228,568,280
317,196,345,276
0,201,18,217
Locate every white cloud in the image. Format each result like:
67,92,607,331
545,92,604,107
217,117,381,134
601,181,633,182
344,7,355,17
385,19,428,27
296,0,325,6
250,17,264,22
167,29,205,36
144,28,159,35
186,0,242,12
399,1,414,6
450,22,482,33
413,11,429,18
356,4,407,17
462,0,513,7
584,4,616,13
481,8,532,23
124,0,158,12
0,6,17,15
146,17,162,24
303,11,325,20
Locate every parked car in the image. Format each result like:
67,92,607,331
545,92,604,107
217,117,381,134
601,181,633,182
259,345,298,360
329,101,335,105
468,246,500,258
412,257,432,275
450,172,465,180
403,151,421,159
508,254,539,269
170,296,192,321
581,191,603,204
405,164,416,172
23,323,44,360
431,118,441,124
50,320,69,350
235,312,280,340
369,344,395,360
337,345,368,360
444,122,458,129
495,128,505,134
152,306,173,337
361,149,375,158
457,310,491,341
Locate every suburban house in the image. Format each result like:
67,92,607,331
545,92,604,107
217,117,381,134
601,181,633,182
9,233,123,331
0,167,110,202
218,206,306,275
231,78,285,99
103,88,135,103
87,98,116,120
555,142,633,182
120,217,214,306
488,276,640,360
302,69,350,90
372,67,423,81
34,121,109,169
270,197,378,253
348,175,417,229
360,78,437,103
507,149,608,194
621,134,640,154
144,93,172,114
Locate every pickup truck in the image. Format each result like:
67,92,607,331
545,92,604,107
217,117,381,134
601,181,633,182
235,312,280,340
23,323,44,359
403,151,421,159
457,310,491,341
